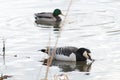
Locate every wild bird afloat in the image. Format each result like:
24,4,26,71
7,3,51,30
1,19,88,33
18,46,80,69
41,46,94,61
34,9,62,27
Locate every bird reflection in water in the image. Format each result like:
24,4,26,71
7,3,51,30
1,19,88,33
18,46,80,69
42,59,93,73
35,21,61,37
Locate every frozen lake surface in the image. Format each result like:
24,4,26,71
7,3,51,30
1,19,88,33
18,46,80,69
0,0,120,80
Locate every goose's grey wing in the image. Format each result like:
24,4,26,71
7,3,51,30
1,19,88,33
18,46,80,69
56,47,78,56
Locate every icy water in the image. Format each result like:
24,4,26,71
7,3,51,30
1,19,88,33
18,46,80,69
0,0,120,80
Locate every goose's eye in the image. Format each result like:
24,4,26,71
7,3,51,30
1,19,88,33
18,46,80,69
87,53,93,61
83,51,93,61
83,51,89,59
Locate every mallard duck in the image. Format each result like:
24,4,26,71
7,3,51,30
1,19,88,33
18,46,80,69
40,46,94,61
34,9,62,26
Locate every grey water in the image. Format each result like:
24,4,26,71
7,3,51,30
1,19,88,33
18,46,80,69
0,0,120,80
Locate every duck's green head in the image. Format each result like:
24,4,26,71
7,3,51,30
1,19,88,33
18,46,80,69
53,9,62,17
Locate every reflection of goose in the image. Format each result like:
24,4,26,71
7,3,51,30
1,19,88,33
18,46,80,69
34,9,62,27
52,61,76,72
43,59,93,72
75,61,92,72
41,46,94,61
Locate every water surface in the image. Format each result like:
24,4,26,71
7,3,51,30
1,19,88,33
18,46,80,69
0,0,120,80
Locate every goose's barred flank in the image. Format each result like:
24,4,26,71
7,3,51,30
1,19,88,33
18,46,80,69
41,46,94,61
53,47,78,56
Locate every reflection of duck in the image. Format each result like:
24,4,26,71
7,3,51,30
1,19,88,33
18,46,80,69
34,9,62,27
43,59,93,72
41,46,94,61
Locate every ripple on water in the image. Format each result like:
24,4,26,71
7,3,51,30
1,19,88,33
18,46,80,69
106,30,120,36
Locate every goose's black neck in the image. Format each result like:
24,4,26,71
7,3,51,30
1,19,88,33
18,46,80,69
76,53,87,61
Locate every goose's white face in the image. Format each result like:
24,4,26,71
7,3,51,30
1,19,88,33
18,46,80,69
83,51,92,61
